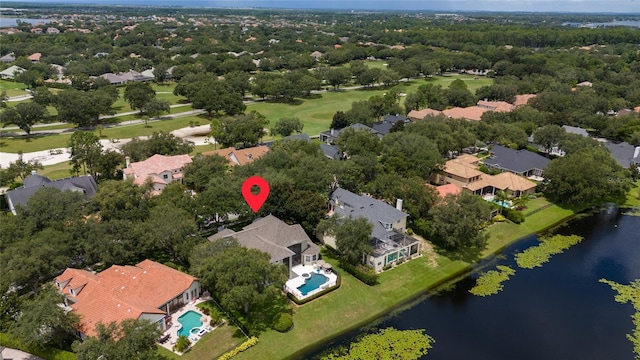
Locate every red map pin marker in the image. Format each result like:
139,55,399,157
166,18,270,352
241,176,270,213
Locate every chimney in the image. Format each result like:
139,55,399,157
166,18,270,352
125,156,130,168
396,198,403,211
330,128,335,136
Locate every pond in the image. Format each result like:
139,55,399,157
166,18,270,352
309,208,640,359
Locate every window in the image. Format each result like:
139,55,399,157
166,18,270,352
163,174,169,179
69,288,75,295
312,254,317,261
186,292,189,300
383,222,392,230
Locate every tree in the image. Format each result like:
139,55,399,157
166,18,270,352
428,192,492,250
0,102,47,135
153,64,169,83
142,204,199,266
193,241,288,316
258,181,327,235
143,98,171,120
332,216,374,265
225,71,252,97
183,154,228,192
271,117,304,137
93,150,124,181
124,82,156,113
533,125,565,156
380,132,443,178
55,89,116,127
6,155,44,180
331,111,350,129
73,319,162,360
326,68,351,90
191,80,245,118
212,111,269,148
544,147,631,207
9,287,79,350
335,128,382,157
121,131,194,162
68,131,102,176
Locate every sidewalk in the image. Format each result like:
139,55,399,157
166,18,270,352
0,346,43,360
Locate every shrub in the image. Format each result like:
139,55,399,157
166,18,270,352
273,313,293,332
503,208,525,224
340,261,379,286
174,335,191,353
201,307,210,316
492,214,507,222
217,337,259,360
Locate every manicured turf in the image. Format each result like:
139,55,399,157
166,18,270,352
234,197,573,360
0,79,29,97
158,323,245,360
623,181,640,208
40,161,73,179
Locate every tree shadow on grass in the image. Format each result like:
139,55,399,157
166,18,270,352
243,294,290,336
435,244,485,263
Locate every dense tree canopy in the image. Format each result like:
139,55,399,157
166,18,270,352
428,192,493,250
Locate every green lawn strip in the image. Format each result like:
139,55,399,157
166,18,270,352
40,161,73,179
0,332,77,360
160,323,245,360
0,116,207,153
623,181,640,208
235,255,468,360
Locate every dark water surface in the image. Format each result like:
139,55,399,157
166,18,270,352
309,209,640,360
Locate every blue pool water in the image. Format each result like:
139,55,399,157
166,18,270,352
297,273,328,296
177,310,203,337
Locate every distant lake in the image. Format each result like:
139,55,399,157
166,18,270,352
584,20,640,28
0,18,51,28
308,208,640,359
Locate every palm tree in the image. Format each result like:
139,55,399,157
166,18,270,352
494,190,509,214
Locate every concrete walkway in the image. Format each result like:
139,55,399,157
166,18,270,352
0,347,43,360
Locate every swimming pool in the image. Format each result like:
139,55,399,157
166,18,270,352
297,273,328,296
177,310,203,337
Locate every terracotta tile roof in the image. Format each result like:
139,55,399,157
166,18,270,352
28,52,41,61
407,108,442,121
123,154,192,186
634,106,640,113
477,100,514,113
453,154,480,165
55,260,197,337
434,183,462,198
202,146,269,166
514,94,537,107
442,106,489,121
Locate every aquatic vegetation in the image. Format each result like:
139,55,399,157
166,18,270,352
515,235,583,269
322,327,435,360
600,278,640,360
469,265,516,297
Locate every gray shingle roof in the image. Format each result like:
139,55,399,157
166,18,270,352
6,174,98,214
208,215,319,263
604,141,640,168
320,143,342,159
330,188,407,241
320,123,382,143
484,145,550,175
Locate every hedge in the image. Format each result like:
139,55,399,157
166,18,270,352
503,208,525,224
339,262,379,286
217,336,259,360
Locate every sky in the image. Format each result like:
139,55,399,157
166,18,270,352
6,0,640,13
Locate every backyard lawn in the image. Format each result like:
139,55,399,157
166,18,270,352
234,197,572,360
0,79,29,97
158,323,245,360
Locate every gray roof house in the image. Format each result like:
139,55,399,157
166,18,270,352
604,141,640,169
484,145,551,178
371,114,411,136
320,143,343,160
324,188,420,273
319,123,382,144
208,215,320,278
0,65,25,79
0,52,15,63
5,172,98,215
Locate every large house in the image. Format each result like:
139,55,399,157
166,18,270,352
54,260,200,338
407,108,442,121
483,145,550,179
202,145,269,166
122,154,192,194
319,123,382,144
323,188,420,273
371,114,411,136
5,172,98,215
434,154,537,197
0,65,25,79
604,141,640,169
208,215,320,277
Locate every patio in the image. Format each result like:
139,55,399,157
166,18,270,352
157,299,220,353
285,263,338,301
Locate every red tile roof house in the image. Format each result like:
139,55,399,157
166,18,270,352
54,259,201,339
123,154,192,194
202,145,269,166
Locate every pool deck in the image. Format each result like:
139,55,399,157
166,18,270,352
285,264,338,301
158,299,216,352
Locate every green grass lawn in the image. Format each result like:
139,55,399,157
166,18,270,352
623,180,640,208
0,115,208,153
40,161,73,179
159,323,245,360
0,79,29,97
234,197,571,360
